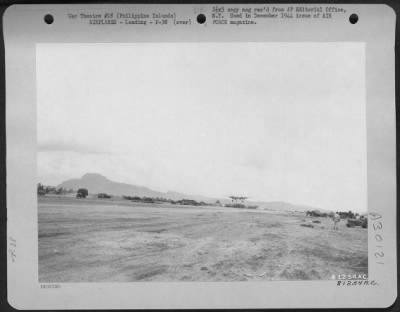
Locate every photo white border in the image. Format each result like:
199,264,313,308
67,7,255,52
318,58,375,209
4,4,397,309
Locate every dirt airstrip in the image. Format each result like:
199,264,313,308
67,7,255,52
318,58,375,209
38,196,368,282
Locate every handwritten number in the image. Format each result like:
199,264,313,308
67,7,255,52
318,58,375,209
368,214,385,265
8,237,16,263
369,212,382,221
373,222,383,231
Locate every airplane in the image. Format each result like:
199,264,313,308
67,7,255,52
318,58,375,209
229,196,248,203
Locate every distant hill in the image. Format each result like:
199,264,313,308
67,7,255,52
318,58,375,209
57,173,212,201
57,173,325,212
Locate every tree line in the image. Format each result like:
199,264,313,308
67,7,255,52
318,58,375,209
37,184,218,206
37,183,74,196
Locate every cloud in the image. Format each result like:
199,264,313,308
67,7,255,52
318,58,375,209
241,157,267,171
36,43,367,212
38,142,111,155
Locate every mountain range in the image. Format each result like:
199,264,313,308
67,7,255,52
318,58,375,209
57,173,214,202
57,173,323,212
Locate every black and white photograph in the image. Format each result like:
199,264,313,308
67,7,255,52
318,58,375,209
37,43,368,282
4,3,397,309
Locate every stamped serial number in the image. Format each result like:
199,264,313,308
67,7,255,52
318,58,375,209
40,284,61,289
337,280,378,286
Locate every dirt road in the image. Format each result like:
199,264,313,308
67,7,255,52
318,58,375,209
38,197,368,282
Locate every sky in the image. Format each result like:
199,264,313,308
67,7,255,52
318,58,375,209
36,42,367,212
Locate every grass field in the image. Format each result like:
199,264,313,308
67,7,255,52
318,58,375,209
38,196,368,282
